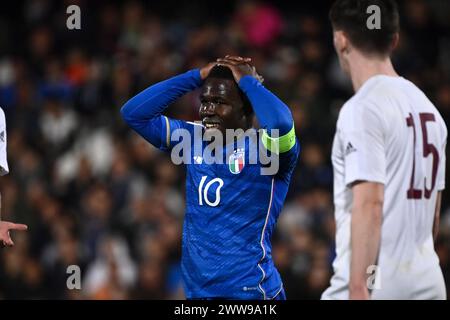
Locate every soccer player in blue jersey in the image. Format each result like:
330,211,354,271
121,56,299,300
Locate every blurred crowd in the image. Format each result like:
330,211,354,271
0,0,449,299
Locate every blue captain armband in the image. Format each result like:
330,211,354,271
262,125,296,154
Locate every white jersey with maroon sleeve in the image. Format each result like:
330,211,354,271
322,75,447,300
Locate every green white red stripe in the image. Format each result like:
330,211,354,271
229,151,245,174
230,157,243,174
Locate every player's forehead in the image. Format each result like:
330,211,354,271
201,78,239,100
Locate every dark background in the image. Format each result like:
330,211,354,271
0,0,449,299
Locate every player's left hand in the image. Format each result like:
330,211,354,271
216,55,264,83
0,221,28,247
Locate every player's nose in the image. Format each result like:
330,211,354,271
200,101,217,115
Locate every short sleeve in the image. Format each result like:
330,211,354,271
0,109,9,176
338,102,386,186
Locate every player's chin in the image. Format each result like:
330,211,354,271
203,124,224,136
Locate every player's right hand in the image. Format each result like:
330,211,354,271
0,221,28,247
349,285,370,300
216,56,264,83
200,62,218,80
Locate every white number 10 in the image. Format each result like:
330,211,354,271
198,176,224,207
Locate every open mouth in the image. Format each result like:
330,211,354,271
204,123,220,130
202,118,221,130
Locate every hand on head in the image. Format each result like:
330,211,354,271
200,55,264,83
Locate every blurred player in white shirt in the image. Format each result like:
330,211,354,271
322,0,448,300
0,107,28,247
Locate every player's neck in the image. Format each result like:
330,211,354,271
348,53,399,92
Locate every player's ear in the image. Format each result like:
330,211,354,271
391,32,400,51
334,30,349,55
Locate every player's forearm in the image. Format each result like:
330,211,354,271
349,199,382,295
121,69,202,125
238,75,293,136
433,191,442,242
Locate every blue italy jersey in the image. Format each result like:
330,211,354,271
159,118,299,299
121,69,299,299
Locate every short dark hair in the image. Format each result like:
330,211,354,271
207,65,235,82
206,65,254,119
329,0,400,56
